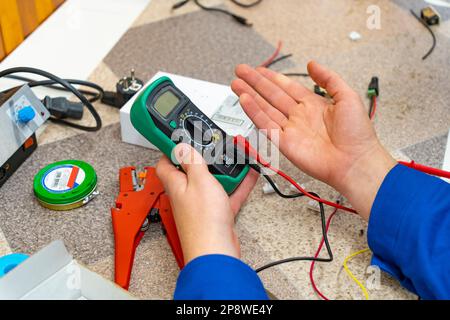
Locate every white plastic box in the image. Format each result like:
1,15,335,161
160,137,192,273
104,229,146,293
0,240,134,300
120,72,254,150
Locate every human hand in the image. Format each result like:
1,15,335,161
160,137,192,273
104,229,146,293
231,62,396,219
156,143,259,264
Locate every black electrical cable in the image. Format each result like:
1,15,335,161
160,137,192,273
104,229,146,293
263,52,310,78
31,79,103,104
4,74,102,98
248,164,334,273
5,74,105,103
255,194,333,273
195,0,252,26
250,164,303,199
193,0,234,15
410,9,437,60
173,0,252,26
263,174,303,198
174,0,263,9
264,54,293,68
283,72,310,78
230,0,263,8
0,67,102,132
172,0,190,10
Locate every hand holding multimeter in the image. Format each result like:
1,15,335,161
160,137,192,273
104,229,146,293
131,77,249,194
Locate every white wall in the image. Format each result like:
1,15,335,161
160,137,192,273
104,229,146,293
0,0,151,95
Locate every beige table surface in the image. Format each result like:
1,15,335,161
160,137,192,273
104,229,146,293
2,0,449,300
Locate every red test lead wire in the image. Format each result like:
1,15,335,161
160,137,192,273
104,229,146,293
309,207,339,300
398,161,450,179
234,133,344,299
233,135,358,214
368,99,450,178
235,132,450,213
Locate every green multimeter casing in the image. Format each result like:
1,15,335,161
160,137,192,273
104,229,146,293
130,76,249,194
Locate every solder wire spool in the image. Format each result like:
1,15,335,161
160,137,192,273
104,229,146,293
33,160,98,211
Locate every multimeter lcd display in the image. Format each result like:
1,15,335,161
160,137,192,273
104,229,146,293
154,90,180,117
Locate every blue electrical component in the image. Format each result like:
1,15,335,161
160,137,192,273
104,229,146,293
0,253,29,277
0,85,50,189
17,106,36,124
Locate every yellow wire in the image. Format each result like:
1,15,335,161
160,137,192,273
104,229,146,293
343,248,371,300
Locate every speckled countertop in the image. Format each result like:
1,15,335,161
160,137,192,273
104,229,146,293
1,0,449,300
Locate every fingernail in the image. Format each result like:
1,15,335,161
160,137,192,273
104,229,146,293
174,144,190,164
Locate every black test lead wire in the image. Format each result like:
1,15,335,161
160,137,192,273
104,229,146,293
248,164,334,274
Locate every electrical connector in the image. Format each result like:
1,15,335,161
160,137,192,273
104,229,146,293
42,96,83,120
116,69,144,107
367,76,379,98
421,6,440,26
314,85,328,97
101,69,144,108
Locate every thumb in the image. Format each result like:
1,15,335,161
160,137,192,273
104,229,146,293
156,155,187,195
173,143,209,179
307,61,357,103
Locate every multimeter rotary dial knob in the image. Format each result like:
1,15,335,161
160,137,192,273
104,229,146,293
183,116,214,146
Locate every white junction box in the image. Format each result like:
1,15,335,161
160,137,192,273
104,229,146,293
0,241,134,300
120,72,254,149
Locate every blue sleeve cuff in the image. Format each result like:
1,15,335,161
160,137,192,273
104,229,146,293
368,164,450,298
368,165,414,277
174,254,268,300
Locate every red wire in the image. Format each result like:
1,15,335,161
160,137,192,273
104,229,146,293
233,135,358,214
266,165,357,213
370,96,377,120
309,207,339,300
235,92,450,299
368,97,450,179
259,41,283,67
398,161,450,179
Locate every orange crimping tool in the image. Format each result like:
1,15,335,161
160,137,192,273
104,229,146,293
111,166,184,290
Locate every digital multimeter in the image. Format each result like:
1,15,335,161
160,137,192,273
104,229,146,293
130,76,249,194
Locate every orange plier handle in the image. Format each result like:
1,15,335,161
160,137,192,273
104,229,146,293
111,166,184,290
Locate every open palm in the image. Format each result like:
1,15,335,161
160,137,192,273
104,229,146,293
231,62,381,190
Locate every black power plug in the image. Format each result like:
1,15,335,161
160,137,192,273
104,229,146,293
42,96,84,120
102,69,144,108
116,69,144,107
